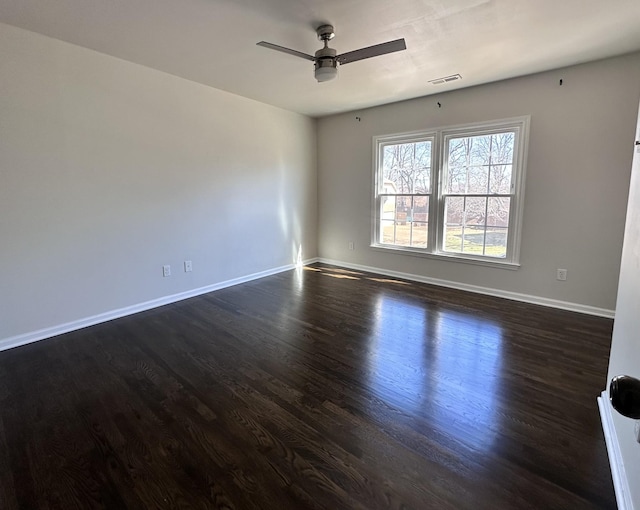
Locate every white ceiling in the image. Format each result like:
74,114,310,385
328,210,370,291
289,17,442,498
1,0,639,117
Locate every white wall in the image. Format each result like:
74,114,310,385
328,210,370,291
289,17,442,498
606,99,640,508
317,53,640,313
0,22,317,344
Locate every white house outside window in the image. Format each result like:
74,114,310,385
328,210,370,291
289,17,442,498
372,117,529,267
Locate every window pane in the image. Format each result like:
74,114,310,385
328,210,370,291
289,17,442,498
486,197,510,258
413,195,429,224
484,228,508,258
396,196,411,224
490,132,515,164
411,222,428,247
487,197,511,228
446,165,467,194
448,136,491,167
380,195,396,222
467,166,489,194
382,141,432,194
489,164,512,194
411,195,429,247
394,220,411,246
462,197,487,255
380,220,395,244
444,197,464,253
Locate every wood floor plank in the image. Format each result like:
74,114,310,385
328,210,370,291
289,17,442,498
0,263,616,509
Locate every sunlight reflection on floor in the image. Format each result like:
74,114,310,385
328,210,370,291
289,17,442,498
369,293,504,452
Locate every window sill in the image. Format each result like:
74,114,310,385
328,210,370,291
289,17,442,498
370,244,521,270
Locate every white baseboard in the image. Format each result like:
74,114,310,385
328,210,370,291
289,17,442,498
0,259,317,353
1,256,612,352
316,258,615,318
598,392,634,510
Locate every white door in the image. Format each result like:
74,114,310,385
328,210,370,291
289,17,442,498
604,100,640,509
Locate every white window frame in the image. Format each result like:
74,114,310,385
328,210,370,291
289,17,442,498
371,116,530,268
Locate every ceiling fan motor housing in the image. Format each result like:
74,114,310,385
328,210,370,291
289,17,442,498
316,25,335,42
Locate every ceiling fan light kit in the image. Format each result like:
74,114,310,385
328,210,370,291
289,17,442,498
315,58,338,82
257,24,406,83
314,30,338,82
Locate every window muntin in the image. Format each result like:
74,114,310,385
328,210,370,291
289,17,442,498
373,117,528,266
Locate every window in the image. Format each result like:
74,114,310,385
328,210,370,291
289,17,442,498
373,117,529,267
377,135,434,249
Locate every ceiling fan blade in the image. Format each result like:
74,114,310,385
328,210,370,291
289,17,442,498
337,38,406,65
256,41,315,61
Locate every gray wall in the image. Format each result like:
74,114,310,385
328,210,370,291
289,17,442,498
317,53,640,313
0,22,318,344
607,99,640,508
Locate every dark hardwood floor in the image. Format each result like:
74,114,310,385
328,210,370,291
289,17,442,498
0,263,616,509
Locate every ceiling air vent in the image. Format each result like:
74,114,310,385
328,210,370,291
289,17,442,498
429,74,462,85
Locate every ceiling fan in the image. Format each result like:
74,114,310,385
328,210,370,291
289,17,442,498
257,24,406,83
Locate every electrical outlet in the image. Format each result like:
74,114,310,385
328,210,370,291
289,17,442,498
348,241,354,251
184,260,193,272
163,264,171,277
556,268,567,281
